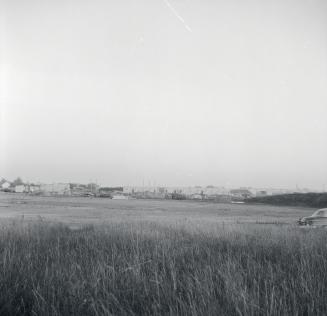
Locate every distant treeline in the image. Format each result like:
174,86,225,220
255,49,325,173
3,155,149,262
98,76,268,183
247,193,327,208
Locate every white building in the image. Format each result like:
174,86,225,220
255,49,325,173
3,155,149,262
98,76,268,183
1,181,11,190
112,195,129,200
15,185,26,193
190,193,203,200
40,183,71,195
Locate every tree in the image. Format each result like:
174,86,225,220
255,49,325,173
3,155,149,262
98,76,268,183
11,177,24,187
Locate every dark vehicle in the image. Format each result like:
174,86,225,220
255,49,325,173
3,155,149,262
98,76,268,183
298,208,327,227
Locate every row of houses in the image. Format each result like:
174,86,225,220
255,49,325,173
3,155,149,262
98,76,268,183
0,179,127,198
1,177,299,201
122,186,255,201
1,182,72,195
1,182,252,200
123,186,302,201
123,185,230,196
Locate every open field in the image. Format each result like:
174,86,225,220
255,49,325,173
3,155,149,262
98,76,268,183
0,192,316,228
0,193,326,315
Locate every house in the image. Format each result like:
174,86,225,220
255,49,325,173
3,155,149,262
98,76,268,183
86,183,99,195
15,185,26,193
28,184,41,194
112,194,129,200
70,184,91,196
40,183,71,196
256,190,267,197
98,187,123,198
205,194,231,202
111,190,129,199
0,179,11,190
230,189,253,200
190,193,203,200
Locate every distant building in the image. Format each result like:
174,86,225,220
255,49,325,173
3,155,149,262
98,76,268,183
110,190,129,199
142,191,166,199
27,184,41,194
112,194,129,200
87,183,99,195
15,185,26,193
0,180,11,190
256,190,267,197
171,192,186,200
40,183,71,196
230,189,253,199
205,194,231,203
203,186,228,196
123,186,158,194
99,187,123,197
190,193,203,200
70,184,94,196
123,186,229,200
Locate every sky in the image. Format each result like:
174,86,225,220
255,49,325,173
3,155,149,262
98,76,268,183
1,0,327,189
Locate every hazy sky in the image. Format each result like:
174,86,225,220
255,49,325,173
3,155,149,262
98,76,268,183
1,0,327,189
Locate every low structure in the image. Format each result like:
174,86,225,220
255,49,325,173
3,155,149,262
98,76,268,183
123,186,229,199
40,183,71,196
205,194,231,203
98,187,123,198
112,194,129,200
28,184,42,194
70,184,95,196
230,189,253,200
15,185,26,193
190,193,203,200
110,190,129,199
0,179,11,191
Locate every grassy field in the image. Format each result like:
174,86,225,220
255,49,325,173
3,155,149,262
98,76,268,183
0,193,326,315
0,192,316,227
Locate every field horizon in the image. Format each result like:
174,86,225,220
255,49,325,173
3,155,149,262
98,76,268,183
0,192,316,228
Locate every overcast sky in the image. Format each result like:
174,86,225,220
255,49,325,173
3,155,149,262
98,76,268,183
1,0,327,189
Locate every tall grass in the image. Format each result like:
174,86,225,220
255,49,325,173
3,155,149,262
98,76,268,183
0,221,326,315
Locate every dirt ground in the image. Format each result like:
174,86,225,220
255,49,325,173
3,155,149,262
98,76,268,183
0,192,315,228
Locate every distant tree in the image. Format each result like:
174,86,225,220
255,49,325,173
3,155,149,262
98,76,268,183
11,177,24,187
